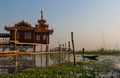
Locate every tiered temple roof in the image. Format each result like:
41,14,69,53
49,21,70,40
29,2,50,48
5,10,53,34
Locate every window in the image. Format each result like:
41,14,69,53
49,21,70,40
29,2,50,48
17,32,19,40
43,35,48,41
11,31,14,40
36,34,40,41
25,32,31,40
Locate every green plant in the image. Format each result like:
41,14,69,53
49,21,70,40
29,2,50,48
0,61,113,78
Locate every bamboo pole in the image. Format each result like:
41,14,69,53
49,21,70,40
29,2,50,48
71,32,76,66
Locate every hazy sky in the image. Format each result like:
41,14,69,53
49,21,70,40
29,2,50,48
0,0,120,50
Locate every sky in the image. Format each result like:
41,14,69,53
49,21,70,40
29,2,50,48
0,0,120,50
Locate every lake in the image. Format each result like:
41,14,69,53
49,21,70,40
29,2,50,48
0,53,120,77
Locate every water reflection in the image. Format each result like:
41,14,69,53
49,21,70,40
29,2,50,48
0,54,120,77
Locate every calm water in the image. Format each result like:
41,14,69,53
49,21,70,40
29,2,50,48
35,54,120,77
0,54,120,77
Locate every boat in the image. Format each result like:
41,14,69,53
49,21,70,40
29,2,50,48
83,55,98,60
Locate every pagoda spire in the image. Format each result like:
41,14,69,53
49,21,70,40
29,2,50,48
37,9,46,25
41,9,43,19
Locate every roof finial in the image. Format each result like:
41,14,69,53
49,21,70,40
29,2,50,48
41,9,43,19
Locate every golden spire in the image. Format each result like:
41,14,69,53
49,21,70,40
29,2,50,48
41,9,43,19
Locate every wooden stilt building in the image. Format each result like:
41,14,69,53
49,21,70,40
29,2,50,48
0,10,53,51
5,10,53,44
0,10,54,73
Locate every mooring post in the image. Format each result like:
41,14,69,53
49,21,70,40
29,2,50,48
62,44,64,63
82,48,85,62
71,32,76,66
68,41,70,62
59,44,62,64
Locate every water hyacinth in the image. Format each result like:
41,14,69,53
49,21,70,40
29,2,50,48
0,61,117,78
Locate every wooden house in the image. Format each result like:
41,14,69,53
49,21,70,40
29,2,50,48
4,10,53,44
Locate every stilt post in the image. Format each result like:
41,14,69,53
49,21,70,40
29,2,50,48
33,45,36,68
46,36,49,67
82,48,85,62
71,32,76,66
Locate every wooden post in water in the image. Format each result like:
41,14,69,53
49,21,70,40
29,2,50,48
65,43,66,50
33,45,36,68
68,41,70,62
41,45,42,52
59,44,62,64
62,44,64,63
3,38,4,51
82,48,85,62
40,45,42,67
46,45,49,67
64,43,67,61
71,32,76,66
40,54,42,67
14,29,18,72
46,37,49,67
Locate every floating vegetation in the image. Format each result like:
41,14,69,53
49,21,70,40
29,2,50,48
0,60,118,78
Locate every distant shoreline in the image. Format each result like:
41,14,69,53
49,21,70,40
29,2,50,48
75,51,120,56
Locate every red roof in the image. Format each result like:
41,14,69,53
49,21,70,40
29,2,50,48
5,26,34,31
5,20,53,34
5,20,34,31
35,28,53,34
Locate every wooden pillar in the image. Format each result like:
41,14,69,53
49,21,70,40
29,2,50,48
62,44,64,63
68,41,70,62
71,32,76,66
68,41,71,51
4,38,7,51
45,37,49,67
40,45,42,67
33,45,36,68
14,29,17,50
65,43,66,50
15,51,18,73
2,38,5,51
13,29,19,73
46,45,49,67
59,44,62,64
40,45,42,52
40,54,42,67
82,48,85,62
64,43,67,62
